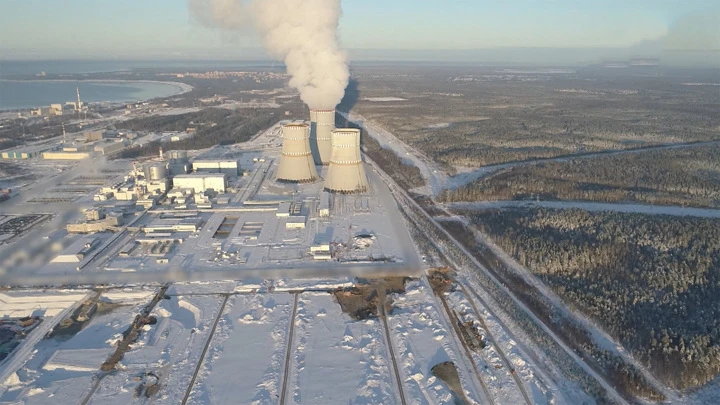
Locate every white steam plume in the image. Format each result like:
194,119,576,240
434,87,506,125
189,0,349,110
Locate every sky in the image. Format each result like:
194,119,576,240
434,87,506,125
0,0,718,60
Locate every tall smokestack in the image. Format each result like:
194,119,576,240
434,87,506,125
324,128,368,194
190,0,350,110
277,123,318,183
310,109,335,165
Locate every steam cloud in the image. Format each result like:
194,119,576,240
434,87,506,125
190,0,350,110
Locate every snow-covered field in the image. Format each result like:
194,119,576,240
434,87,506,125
288,292,396,404
186,293,295,405
87,294,224,405
0,291,154,405
388,279,485,404
363,97,408,102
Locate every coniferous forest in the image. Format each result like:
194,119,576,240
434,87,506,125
463,207,720,389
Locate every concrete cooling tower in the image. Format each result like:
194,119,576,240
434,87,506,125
310,109,335,165
324,128,369,194
276,123,318,183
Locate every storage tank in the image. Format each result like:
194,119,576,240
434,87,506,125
144,163,168,181
309,109,335,165
324,128,368,194
277,124,318,183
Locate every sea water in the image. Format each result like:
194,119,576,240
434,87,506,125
0,80,187,110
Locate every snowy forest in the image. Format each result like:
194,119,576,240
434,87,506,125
464,207,720,389
441,145,720,208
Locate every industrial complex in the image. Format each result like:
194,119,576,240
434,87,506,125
0,109,416,282
0,105,565,405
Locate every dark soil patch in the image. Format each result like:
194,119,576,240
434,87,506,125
333,277,411,320
432,361,470,405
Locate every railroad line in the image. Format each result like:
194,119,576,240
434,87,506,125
429,276,495,405
181,293,230,405
458,283,533,405
278,292,300,405
377,296,408,405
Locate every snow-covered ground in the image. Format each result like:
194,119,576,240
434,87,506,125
388,278,485,405
363,97,408,102
448,200,720,218
445,289,546,405
185,293,295,405
0,290,154,405
87,294,224,405
288,292,396,404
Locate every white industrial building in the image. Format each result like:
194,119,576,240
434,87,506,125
173,173,228,194
192,159,241,175
310,109,335,165
94,140,128,155
276,123,318,183
143,217,202,233
51,237,100,263
324,128,369,194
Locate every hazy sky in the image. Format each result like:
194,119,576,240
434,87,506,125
1,0,718,59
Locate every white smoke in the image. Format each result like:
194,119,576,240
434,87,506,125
189,0,349,110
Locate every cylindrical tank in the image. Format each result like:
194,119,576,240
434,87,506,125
324,128,368,194
277,123,318,183
310,109,335,165
144,163,168,181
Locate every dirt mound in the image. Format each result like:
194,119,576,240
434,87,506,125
333,277,410,320
431,361,470,405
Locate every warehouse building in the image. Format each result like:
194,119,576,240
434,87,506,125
1,144,55,159
51,238,100,263
42,151,91,160
192,159,241,175
94,140,128,155
172,173,228,194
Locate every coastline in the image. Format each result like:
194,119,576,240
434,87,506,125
0,79,194,111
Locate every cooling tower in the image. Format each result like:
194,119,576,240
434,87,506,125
309,109,335,165
324,128,369,194
276,123,318,183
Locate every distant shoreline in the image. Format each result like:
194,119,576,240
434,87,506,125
0,79,194,111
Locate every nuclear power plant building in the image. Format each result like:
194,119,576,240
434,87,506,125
324,128,369,194
309,110,335,165
276,123,318,183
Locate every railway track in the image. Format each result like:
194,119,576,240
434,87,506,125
458,283,534,405
181,293,230,405
377,294,408,405
428,275,495,405
278,292,300,405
